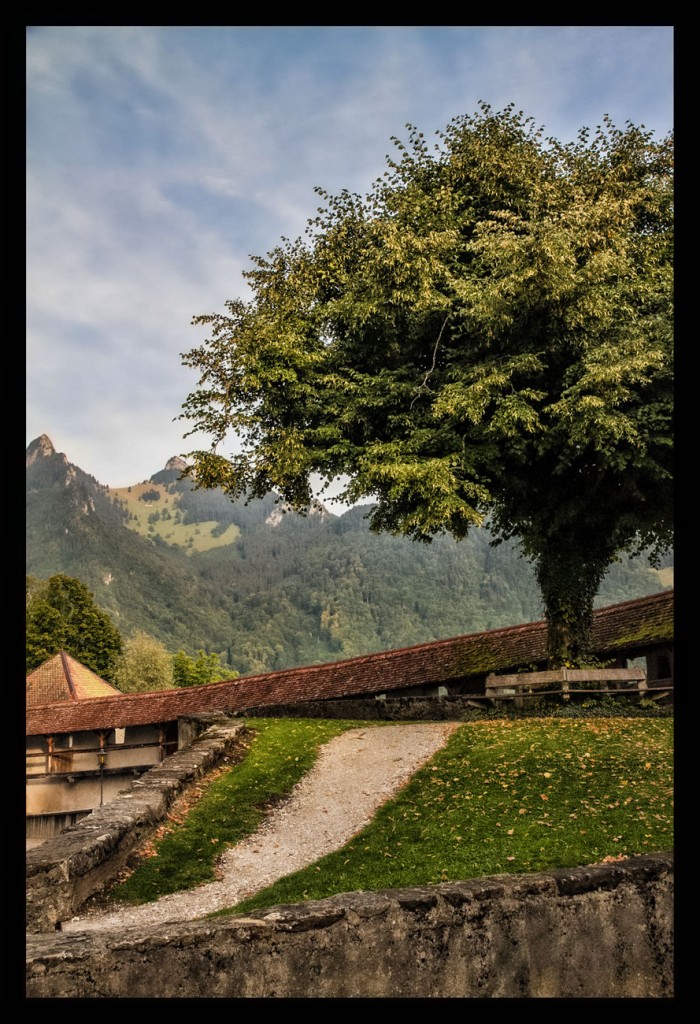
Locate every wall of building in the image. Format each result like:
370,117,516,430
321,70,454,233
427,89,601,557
26,723,170,842
25,852,674,998
26,811,90,844
27,773,135,819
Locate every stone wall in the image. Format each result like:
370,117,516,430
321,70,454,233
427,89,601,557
25,852,673,998
240,695,492,721
26,714,246,933
238,693,671,722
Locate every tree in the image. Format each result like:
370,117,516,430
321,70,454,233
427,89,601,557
172,649,235,688
26,574,123,679
180,104,673,666
113,630,175,693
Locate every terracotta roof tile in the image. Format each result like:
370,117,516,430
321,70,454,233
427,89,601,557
26,652,122,706
26,590,673,737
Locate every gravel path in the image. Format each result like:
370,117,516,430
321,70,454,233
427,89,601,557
63,721,459,934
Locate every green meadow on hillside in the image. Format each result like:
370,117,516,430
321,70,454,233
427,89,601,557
110,481,240,553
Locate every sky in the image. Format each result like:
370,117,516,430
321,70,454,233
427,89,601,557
26,24,674,503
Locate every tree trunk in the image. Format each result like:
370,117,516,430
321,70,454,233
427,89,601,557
534,546,611,668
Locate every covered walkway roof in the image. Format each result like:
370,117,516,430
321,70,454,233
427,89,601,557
27,589,673,737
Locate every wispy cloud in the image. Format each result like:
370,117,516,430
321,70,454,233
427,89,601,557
26,25,673,488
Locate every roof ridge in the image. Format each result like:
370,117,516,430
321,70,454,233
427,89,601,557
59,650,78,701
593,589,673,615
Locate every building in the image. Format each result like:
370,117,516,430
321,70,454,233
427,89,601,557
26,652,177,845
27,590,673,844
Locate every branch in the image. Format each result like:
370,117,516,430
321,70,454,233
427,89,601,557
410,315,450,408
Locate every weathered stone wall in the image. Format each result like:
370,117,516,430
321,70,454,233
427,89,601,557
25,852,673,998
238,694,672,722
26,714,246,933
240,695,491,721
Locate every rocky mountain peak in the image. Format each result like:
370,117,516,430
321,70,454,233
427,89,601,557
26,434,64,467
309,499,330,518
165,456,189,473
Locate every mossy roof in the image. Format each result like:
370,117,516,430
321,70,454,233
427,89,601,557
26,589,673,737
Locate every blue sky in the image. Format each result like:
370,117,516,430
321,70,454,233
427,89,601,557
26,25,674,497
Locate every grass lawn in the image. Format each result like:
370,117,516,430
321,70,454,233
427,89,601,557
109,716,673,915
111,718,371,904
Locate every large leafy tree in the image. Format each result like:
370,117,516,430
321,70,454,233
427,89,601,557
180,104,673,666
26,574,123,679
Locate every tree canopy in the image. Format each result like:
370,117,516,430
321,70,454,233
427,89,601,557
113,630,175,692
172,648,234,687
181,103,673,665
26,574,123,679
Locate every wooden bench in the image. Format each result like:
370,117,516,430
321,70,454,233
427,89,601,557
484,667,649,706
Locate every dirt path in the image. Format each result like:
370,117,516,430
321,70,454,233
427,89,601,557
62,721,459,934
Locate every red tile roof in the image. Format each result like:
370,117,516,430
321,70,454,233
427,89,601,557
26,590,673,737
26,651,122,706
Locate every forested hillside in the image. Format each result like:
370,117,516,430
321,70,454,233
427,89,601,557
26,437,673,676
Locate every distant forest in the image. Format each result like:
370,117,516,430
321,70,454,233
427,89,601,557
27,451,673,677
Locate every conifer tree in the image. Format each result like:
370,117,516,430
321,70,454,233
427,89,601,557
26,573,123,679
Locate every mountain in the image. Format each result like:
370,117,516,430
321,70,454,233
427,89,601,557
26,436,673,676
26,436,240,660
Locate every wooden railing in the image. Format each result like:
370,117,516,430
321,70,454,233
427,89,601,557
483,667,670,706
